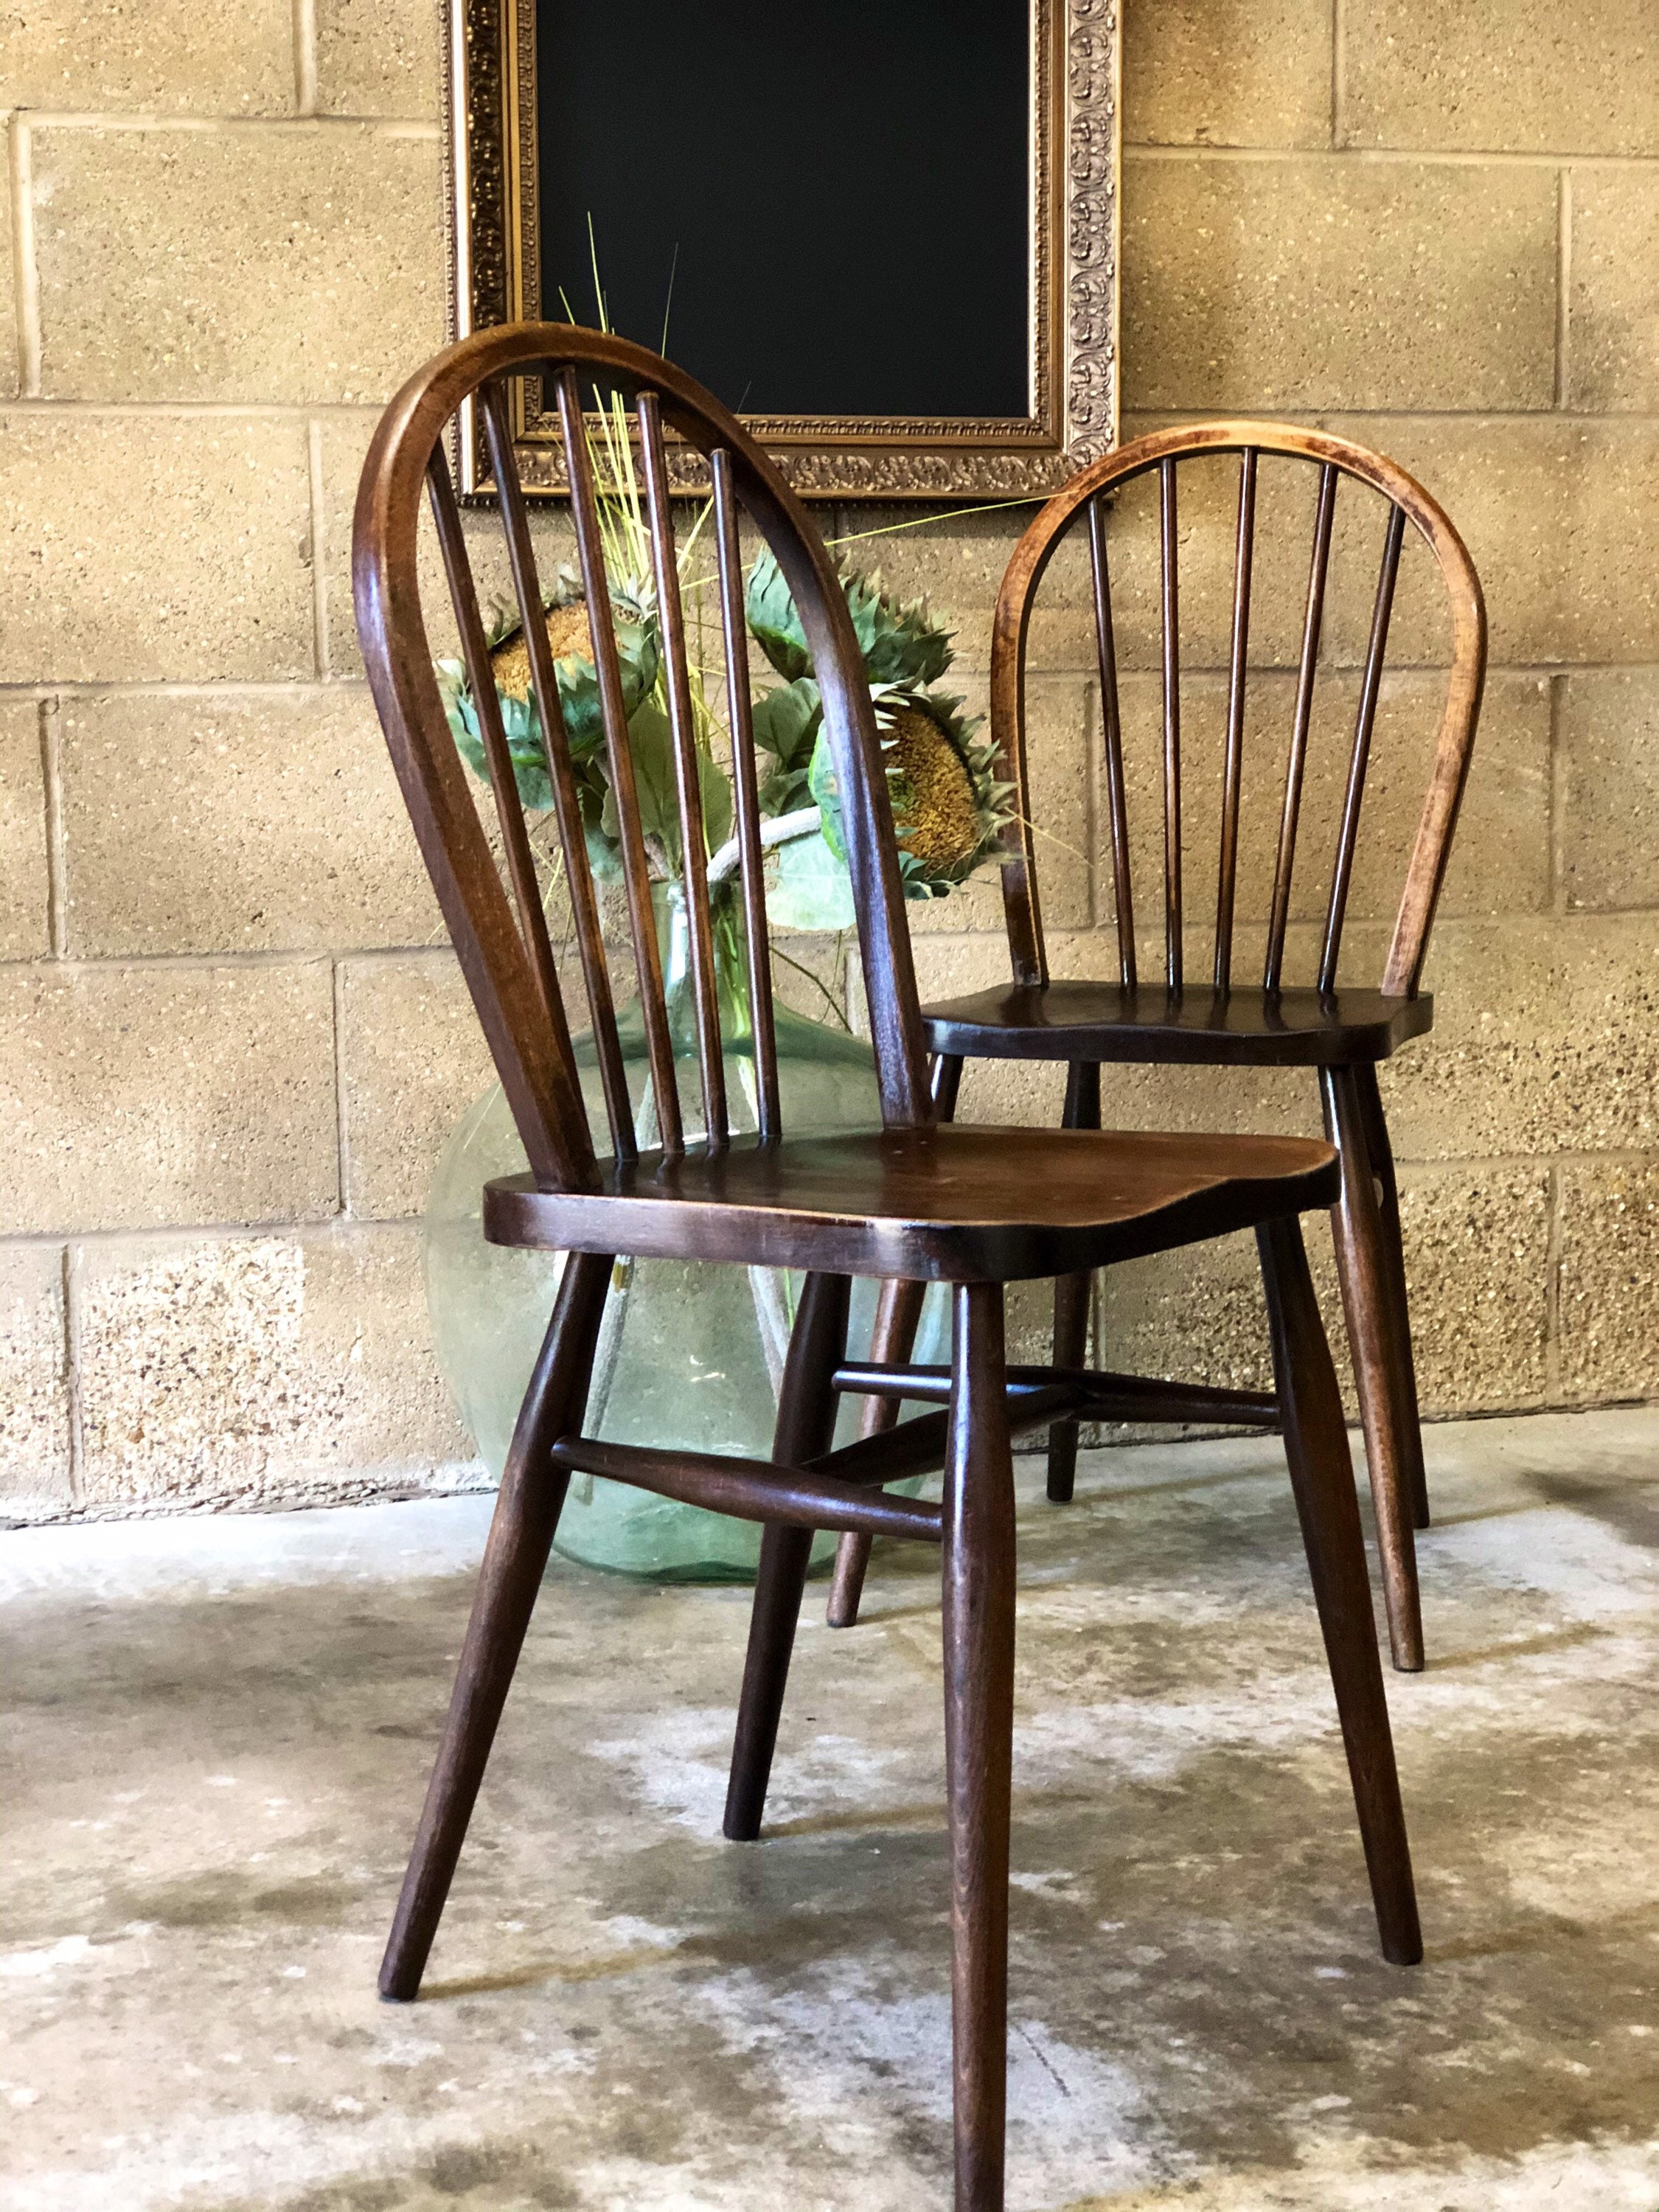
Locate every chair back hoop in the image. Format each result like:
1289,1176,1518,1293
353,324,932,1194
990,421,1487,1002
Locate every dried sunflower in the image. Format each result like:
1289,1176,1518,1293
746,548,953,689
437,568,659,814
810,684,1013,900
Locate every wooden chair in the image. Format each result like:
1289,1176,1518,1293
355,333,1422,2212
829,424,1486,1677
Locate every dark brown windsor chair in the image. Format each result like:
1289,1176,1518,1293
355,333,1422,2212
829,424,1486,1679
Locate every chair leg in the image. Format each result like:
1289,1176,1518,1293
827,1053,963,1629
1320,1065,1425,1674
1046,1060,1102,1503
826,1276,927,1629
379,1249,612,2002
1354,1063,1430,1531
723,1272,851,1842
942,1280,1018,2212
1256,1216,1422,1968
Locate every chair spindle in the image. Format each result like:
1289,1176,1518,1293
479,380,635,1162
712,447,782,1141
1158,457,1183,993
638,392,728,1148
425,446,579,1099
1320,503,1406,993
1088,495,1136,990
1264,462,1338,995
556,367,684,1154
1214,448,1258,991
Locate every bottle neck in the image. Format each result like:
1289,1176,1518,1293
652,880,751,1039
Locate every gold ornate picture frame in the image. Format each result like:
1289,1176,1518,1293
444,0,1119,501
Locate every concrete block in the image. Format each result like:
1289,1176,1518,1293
1343,0,1659,156
1318,414,1659,669
59,686,440,955
316,0,442,119
1557,1158,1659,1404
0,699,51,958
1101,1225,1280,1398
0,1245,71,1519
830,505,1029,675
1099,1161,1549,1418
0,0,295,114
0,125,16,403
1394,1164,1551,1412
1381,917,1659,1162
0,414,313,682
34,125,444,406
320,414,580,676
73,1222,473,1509
908,673,1092,938
0,961,338,1234
1088,448,1347,675
339,953,495,1222
1121,158,1557,413
1559,669,1659,913
1124,0,1332,149
1568,169,1659,411
1099,667,1548,945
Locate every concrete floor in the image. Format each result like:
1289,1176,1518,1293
4,1411,1658,2212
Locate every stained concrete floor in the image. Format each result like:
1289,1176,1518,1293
4,1410,1658,2212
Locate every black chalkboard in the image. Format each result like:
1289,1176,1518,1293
536,0,1032,420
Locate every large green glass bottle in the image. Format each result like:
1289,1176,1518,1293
425,888,946,1580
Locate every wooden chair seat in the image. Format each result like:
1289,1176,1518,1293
483,1123,1340,1281
921,981,1433,1068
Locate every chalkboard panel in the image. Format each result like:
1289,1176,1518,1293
536,0,1031,420
444,0,1119,498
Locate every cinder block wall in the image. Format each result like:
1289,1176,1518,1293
1,3,1654,1520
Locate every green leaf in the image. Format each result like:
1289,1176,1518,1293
593,698,736,875
621,698,678,846
842,568,954,687
768,826,857,931
759,762,813,817
698,740,734,855
745,548,955,689
806,724,847,864
745,549,814,681
750,678,823,772
575,766,622,881
550,611,660,758
445,688,553,814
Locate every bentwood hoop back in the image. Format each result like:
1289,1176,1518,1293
828,423,1486,1671
353,321,932,1192
356,336,1422,2212
994,421,1486,1003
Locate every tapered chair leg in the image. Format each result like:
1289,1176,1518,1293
723,1272,851,1841
1320,1065,1425,1674
1256,1216,1422,1967
379,1249,612,2002
942,1280,1018,2212
827,1054,964,1630
1046,1060,1102,1503
1353,1063,1430,1531
826,1276,926,1629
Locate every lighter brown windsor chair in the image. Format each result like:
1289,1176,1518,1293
355,333,1422,2212
829,424,1486,1677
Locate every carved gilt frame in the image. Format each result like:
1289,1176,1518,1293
444,0,1119,500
